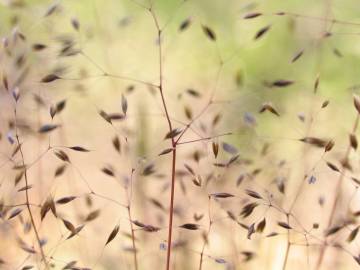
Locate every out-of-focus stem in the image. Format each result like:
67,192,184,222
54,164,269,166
14,108,49,269
315,113,360,270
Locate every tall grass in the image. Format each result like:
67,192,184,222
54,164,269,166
1,0,360,270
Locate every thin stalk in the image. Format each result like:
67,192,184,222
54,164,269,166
127,206,138,270
166,148,177,270
148,7,177,270
285,3,331,266
126,170,139,270
273,12,360,27
198,197,212,270
282,242,291,270
14,107,49,270
281,214,291,270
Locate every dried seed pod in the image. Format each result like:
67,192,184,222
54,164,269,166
69,146,90,152
321,100,329,108
271,80,294,87
186,89,201,98
41,74,60,83
159,148,173,156
222,142,238,154
210,192,234,198
184,106,192,119
54,150,70,162
354,94,360,114
164,128,182,140
245,189,262,199
121,94,128,115
212,142,219,158
247,223,255,239
62,219,76,233
202,25,216,41
256,218,266,233
67,224,85,239
350,133,358,150
259,103,280,116
32,43,47,51
71,17,80,31
277,222,292,230
347,226,359,242
106,225,120,245
142,164,155,176
38,124,59,133
314,74,320,93
3,74,8,91
243,13,262,19
102,166,115,177
44,3,59,17
326,162,340,172
254,25,271,40
291,50,304,63
325,225,342,236
299,137,328,148
55,164,67,177
179,223,200,230
112,136,121,153
179,18,191,32
324,140,335,152
85,209,100,222
56,196,77,204
240,202,258,218
8,208,22,220
99,110,112,124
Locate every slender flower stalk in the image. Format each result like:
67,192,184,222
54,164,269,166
14,106,49,270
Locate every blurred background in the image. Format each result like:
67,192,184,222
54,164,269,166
1,0,360,269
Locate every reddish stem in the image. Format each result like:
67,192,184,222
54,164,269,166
148,8,177,270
